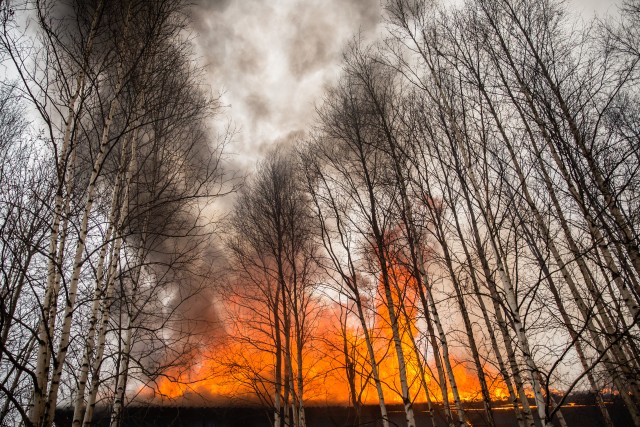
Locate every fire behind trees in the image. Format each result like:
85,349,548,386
1,0,640,427
159,1,638,426
154,0,640,425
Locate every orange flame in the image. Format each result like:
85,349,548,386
152,260,508,406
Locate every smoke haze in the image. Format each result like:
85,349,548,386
190,0,382,172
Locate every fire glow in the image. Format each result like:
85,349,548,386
152,313,507,405
150,262,509,407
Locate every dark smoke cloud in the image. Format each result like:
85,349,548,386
142,0,384,370
190,0,382,171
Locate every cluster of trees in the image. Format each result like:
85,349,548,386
0,0,231,426
226,150,317,427
224,0,640,427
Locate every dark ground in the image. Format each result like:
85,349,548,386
55,396,633,427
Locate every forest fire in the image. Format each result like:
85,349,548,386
151,286,509,407
5,0,640,425
152,333,508,405
149,253,512,410
144,208,518,427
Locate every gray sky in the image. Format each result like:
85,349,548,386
569,0,622,16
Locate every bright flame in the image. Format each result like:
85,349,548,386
151,260,509,406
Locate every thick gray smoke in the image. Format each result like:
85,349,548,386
190,0,382,172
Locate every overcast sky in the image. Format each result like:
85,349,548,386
190,0,622,175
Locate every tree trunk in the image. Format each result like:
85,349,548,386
29,1,103,419
109,313,132,427
43,75,122,427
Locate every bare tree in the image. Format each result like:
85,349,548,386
0,1,232,425
227,146,316,427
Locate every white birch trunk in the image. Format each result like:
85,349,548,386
31,79,83,427
438,72,552,424
295,333,305,427
398,294,437,427
386,13,539,423
81,239,119,427
378,262,416,427
73,84,142,422
439,234,494,426
43,80,121,427
443,100,551,423
381,100,465,426
305,169,391,427
513,7,640,286
354,297,390,427
526,107,640,416
454,151,536,427
273,284,283,427
358,142,416,426
483,34,640,422
109,313,132,427
425,284,467,426
83,228,137,427
480,82,616,426
71,165,124,426
30,1,102,419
